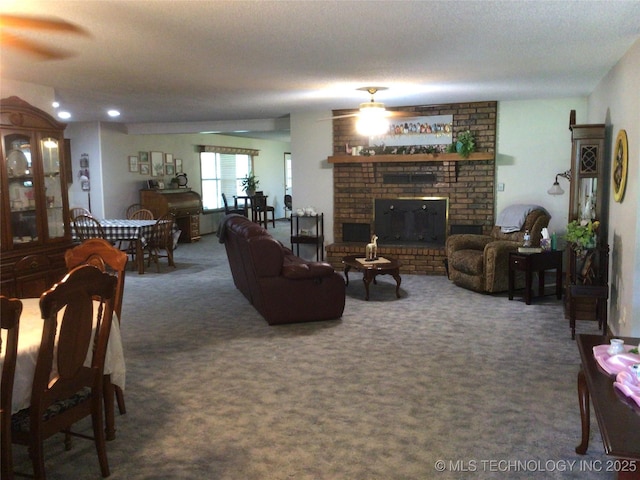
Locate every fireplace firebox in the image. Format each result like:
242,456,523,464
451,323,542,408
374,198,448,246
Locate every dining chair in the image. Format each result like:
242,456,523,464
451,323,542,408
284,194,292,220
1,296,22,480
69,207,91,224
128,208,154,220
253,193,275,228
125,203,143,219
64,238,128,416
143,213,176,272
73,214,107,242
10,265,117,479
221,193,245,216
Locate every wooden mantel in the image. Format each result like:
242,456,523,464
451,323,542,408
327,152,494,164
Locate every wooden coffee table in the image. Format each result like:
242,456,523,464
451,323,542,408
342,255,401,301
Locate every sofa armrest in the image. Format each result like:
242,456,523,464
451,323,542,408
446,234,493,257
282,261,335,279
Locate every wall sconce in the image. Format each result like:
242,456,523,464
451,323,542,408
547,170,571,195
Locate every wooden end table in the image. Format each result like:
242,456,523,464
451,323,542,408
508,249,563,305
576,334,640,479
342,255,401,301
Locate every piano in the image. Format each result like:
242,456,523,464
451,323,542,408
140,188,203,243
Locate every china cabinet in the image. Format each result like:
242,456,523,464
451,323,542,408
1,96,73,297
564,113,609,334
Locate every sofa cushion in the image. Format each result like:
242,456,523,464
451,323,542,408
449,249,483,276
282,260,336,279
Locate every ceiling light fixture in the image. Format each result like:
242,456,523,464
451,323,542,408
57,111,71,120
547,170,571,195
107,109,120,117
355,87,390,136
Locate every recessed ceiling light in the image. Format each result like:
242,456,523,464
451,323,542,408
52,101,60,108
57,111,71,119
107,109,120,117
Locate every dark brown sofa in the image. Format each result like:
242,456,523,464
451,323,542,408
445,206,551,293
218,214,345,325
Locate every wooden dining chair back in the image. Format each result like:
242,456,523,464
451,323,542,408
10,265,117,479
128,208,154,220
69,207,91,224
64,239,128,416
73,214,107,242
125,203,143,219
144,213,176,272
253,193,275,228
1,296,22,480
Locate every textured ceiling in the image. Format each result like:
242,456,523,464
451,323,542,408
1,0,639,139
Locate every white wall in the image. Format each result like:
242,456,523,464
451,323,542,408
588,37,640,336
496,98,587,236
65,123,291,234
66,122,105,216
290,111,334,248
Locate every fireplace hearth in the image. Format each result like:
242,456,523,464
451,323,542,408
374,198,447,246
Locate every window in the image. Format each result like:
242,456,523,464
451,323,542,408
199,146,258,212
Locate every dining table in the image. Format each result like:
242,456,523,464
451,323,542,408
0,297,126,440
234,195,269,228
72,218,157,274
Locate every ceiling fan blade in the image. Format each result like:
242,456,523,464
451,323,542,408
318,112,360,121
1,31,73,60
0,14,87,35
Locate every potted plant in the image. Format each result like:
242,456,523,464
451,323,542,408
241,172,259,196
455,130,476,158
565,219,599,255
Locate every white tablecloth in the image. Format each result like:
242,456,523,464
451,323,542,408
0,297,126,414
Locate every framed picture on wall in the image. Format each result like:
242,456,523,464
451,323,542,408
139,151,149,163
139,163,150,175
175,158,183,173
165,153,173,164
150,151,164,176
128,155,138,172
165,164,175,176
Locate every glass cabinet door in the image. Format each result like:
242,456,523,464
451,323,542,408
41,136,65,239
4,132,37,245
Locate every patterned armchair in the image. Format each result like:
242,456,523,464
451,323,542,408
446,206,551,293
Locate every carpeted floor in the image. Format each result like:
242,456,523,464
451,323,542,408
11,220,613,479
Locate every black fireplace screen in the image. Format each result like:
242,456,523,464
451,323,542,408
374,198,448,246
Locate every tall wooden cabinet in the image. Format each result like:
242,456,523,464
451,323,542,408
1,96,73,297
564,115,610,334
568,122,608,236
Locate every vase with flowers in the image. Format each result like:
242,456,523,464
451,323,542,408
565,219,599,256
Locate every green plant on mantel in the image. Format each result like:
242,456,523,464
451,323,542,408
454,130,476,158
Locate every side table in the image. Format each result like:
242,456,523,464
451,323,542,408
508,250,563,305
575,334,640,479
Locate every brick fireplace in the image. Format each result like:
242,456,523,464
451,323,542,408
325,101,497,275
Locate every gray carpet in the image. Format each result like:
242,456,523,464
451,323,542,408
12,220,612,479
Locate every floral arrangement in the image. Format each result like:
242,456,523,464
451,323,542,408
565,219,599,251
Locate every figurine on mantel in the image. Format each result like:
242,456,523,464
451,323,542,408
365,234,378,261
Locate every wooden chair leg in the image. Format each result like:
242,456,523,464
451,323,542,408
91,397,110,478
116,386,126,414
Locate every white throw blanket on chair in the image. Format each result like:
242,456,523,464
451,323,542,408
496,204,548,233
